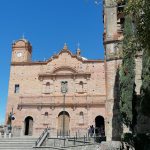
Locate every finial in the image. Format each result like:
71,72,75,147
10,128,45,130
76,42,81,56
63,43,68,50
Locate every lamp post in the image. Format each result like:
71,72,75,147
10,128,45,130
7,107,15,136
61,81,68,138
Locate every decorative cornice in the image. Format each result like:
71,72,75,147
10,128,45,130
38,72,91,81
17,102,105,110
19,94,106,99
52,66,77,74
11,61,47,66
104,39,120,45
18,94,106,110
105,57,122,62
11,60,104,66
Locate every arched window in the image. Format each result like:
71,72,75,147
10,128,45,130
44,112,48,116
45,82,50,93
79,81,83,86
79,111,84,125
79,111,83,116
79,81,84,92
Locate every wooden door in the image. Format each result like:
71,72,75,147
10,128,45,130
28,119,33,136
58,111,70,136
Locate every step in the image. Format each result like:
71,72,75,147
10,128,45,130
0,137,36,149
0,140,36,142
0,138,37,142
0,147,33,150
0,142,35,146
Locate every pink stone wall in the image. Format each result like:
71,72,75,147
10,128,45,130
6,49,106,137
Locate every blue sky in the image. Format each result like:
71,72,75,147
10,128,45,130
0,0,104,124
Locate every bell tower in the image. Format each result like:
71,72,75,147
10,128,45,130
104,0,118,59
104,0,124,141
11,38,32,62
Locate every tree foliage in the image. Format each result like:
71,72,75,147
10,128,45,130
119,0,150,127
119,15,136,127
140,50,150,116
125,0,150,54
126,0,150,117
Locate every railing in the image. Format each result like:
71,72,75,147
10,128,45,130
57,130,70,137
47,134,106,148
34,130,106,148
35,127,49,147
70,132,106,144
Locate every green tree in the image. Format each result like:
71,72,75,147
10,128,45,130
118,0,150,148
140,50,150,116
119,15,136,128
126,0,150,117
119,0,150,127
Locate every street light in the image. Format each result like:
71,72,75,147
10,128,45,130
7,108,15,135
61,81,68,137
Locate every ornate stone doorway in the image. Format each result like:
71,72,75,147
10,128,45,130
95,115,105,136
58,111,70,136
24,116,33,136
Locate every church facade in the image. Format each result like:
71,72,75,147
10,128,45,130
6,40,106,138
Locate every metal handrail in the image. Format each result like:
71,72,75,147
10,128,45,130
35,128,48,147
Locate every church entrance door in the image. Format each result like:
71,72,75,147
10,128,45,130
58,111,70,136
24,116,33,136
95,115,105,136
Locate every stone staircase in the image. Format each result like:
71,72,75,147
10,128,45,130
0,137,37,150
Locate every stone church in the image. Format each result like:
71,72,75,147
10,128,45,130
5,0,142,141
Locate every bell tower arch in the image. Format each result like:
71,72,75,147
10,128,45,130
11,38,32,62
